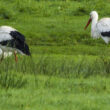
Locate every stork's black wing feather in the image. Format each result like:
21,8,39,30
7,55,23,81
10,31,25,42
101,31,110,37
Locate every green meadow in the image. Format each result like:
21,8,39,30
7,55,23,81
0,0,110,110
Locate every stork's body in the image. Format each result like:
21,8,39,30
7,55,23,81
85,11,110,44
0,26,30,62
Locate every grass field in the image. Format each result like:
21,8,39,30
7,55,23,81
0,0,110,110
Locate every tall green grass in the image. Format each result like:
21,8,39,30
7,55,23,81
1,54,110,79
33,55,110,77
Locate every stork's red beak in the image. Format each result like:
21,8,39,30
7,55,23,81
84,18,92,30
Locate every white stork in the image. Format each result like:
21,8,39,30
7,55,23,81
85,11,110,44
0,26,31,62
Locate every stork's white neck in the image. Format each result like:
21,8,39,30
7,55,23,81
91,16,98,29
91,14,99,38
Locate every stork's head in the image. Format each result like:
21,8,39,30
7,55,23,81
90,11,98,20
85,11,98,30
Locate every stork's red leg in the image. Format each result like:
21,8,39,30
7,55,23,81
14,51,18,62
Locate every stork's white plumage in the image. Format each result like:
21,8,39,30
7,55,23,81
0,26,31,62
85,11,110,44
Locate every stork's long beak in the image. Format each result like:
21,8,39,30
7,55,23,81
84,18,92,30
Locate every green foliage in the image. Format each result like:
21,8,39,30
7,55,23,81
0,56,36,74
0,72,27,89
1,52,110,79
0,75,110,110
33,54,110,78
